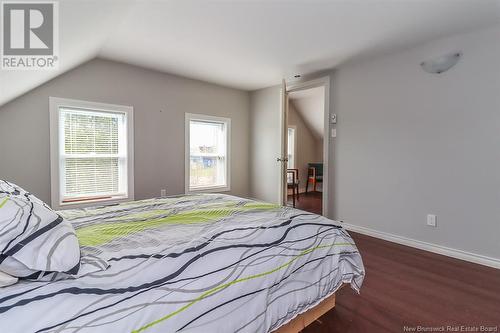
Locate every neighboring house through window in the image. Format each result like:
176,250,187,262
185,113,230,193
49,97,134,209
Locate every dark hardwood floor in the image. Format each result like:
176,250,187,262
302,232,500,333
286,190,500,332
287,191,322,215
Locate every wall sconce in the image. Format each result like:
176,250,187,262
420,52,462,74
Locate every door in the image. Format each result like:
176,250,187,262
248,81,285,205
278,79,289,206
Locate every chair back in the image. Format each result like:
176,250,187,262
308,163,323,176
287,169,298,184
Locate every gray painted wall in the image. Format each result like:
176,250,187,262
249,86,281,204
0,59,250,204
331,25,500,259
249,25,500,261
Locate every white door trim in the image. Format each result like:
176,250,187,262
285,76,330,217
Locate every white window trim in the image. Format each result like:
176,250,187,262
185,113,231,194
49,97,134,210
287,125,297,169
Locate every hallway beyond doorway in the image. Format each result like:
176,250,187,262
287,191,322,215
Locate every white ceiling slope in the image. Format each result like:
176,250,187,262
0,1,132,107
290,87,325,140
2,0,500,107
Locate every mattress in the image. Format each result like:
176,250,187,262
0,194,365,332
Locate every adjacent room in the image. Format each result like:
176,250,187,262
287,86,325,215
0,1,499,332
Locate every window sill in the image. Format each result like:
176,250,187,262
187,185,231,194
57,195,133,210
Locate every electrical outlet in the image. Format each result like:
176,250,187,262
427,214,437,227
160,189,167,198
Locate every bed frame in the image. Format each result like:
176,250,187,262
273,293,337,333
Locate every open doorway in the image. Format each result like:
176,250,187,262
285,85,326,215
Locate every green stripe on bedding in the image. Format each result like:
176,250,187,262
76,203,279,247
0,197,8,209
77,209,232,246
132,241,355,333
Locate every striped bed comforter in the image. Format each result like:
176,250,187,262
0,194,365,333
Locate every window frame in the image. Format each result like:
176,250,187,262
185,113,231,194
49,97,134,210
287,126,297,169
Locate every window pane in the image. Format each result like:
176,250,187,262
287,127,295,169
60,107,126,201
189,118,227,190
64,157,120,197
189,156,225,188
190,121,224,156
62,110,120,155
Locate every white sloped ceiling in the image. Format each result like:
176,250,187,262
1,0,500,107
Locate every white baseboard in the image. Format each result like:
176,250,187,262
341,223,500,269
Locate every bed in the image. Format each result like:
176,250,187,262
0,193,365,332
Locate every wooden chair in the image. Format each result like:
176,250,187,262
305,163,323,193
287,169,299,207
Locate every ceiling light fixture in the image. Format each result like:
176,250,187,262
420,52,462,74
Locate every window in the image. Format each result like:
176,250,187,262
287,126,296,169
50,97,134,209
185,113,230,192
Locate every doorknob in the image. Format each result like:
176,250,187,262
277,157,289,162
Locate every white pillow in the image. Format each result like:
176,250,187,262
0,270,18,287
0,181,81,279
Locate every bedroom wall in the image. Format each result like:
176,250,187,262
248,86,282,204
330,25,500,262
0,58,250,204
288,102,323,192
